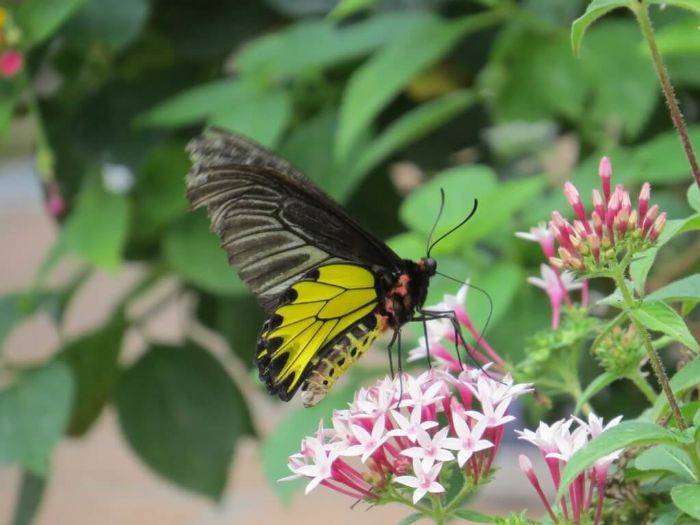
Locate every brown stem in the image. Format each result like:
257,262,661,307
633,1,700,190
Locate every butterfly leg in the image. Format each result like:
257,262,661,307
386,329,399,379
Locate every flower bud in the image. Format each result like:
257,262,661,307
638,182,650,222
599,157,612,202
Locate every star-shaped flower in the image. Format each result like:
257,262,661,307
443,413,493,467
394,458,445,504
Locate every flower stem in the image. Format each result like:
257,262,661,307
632,0,700,190
612,268,687,430
627,369,657,404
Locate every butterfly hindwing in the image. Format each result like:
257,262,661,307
256,263,382,403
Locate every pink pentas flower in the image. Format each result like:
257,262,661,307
517,413,623,525
515,223,556,259
0,49,22,77
547,157,666,273
527,264,583,329
281,369,532,506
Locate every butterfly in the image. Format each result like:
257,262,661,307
186,128,476,407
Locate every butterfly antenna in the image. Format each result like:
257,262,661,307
427,198,479,258
425,188,446,256
435,270,493,355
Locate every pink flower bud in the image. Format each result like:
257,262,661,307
0,49,23,78
587,233,600,262
649,212,667,242
592,189,605,220
616,208,629,237
638,182,650,223
642,204,659,234
627,210,638,233
599,157,612,202
591,211,604,239
564,182,591,232
46,182,65,218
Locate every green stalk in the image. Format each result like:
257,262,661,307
627,369,657,404
632,0,700,190
612,268,687,430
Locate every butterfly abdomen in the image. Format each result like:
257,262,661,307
300,312,386,407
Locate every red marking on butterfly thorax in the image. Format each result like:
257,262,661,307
382,273,412,317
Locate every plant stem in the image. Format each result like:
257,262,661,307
628,369,657,404
613,268,687,430
633,0,700,190
442,478,474,516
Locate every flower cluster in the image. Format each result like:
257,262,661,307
550,157,666,273
516,225,586,329
0,7,23,78
517,413,623,525
282,369,531,509
407,282,505,372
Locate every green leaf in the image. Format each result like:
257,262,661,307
453,509,495,522
632,126,700,184
575,371,618,414
61,315,126,436
630,300,699,351
647,275,700,303
400,165,498,240
571,0,629,55
130,144,189,242
209,89,291,147
237,12,430,80
635,444,697,482
162,212,247,296
0,361,74,475
328,0,376,20
653,20,700,57
263,381,358,503
649,0,700,15
11,471,47,525
16,0,87,46
0,77,24,139
671,483,700,519
466,262,524,333
0,294,24,353
651,357,700,420
351,90,477,182
136,78,247,128
336,14,493,162
62,181,129,271
630,217,693,293
580,21,658,140
558,421,682,498
688,184,700,212
116,343,251,499
652,504,683,525
397,514,424,525
63,0,149,51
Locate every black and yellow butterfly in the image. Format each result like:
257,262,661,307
187,129,470,407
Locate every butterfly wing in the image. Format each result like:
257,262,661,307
186,129,402,403
187,129,403,311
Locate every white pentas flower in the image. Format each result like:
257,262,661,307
517,413,624,525
281,368,531,507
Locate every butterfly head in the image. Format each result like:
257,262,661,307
419,256,437,277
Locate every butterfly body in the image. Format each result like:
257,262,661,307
186,129,435,406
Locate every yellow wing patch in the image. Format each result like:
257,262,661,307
256,263,380,399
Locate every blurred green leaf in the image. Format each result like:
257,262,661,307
652,357,700,420
116,343,251,499
647,275,700,303
63,0,149,51
0,294,24,353
137,78,248,128
263,381,358,503
570,0,629,56
0,361,74,475
630,300,699,352
632,126,700,183
581,21,658,140
328,0,375,20
131,144,189,243
493,33,588,122
648,0,700,15
453,509,495,523
653,20,700,57
400,165,498,240
688,184,700,212
352,90,477,182
16,0,87,46
209,89,292,147
670,483,700,519
575,370,617,414
635,445,697,481
237,12,431,80
0,78,24,139
162,212,247,296
337,14,496,162
558,421,681,498
11,471,46,525
62,181,129,271
62,314,126,436
467,262,524,335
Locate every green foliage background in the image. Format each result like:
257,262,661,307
1,0,699,521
